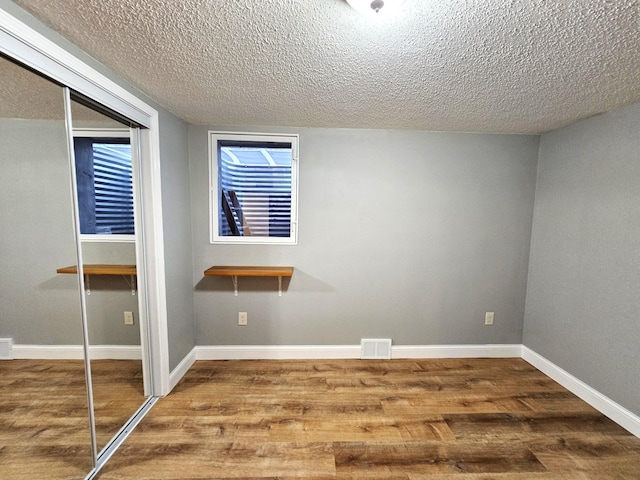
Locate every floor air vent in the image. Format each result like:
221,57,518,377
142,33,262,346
360,338,392,359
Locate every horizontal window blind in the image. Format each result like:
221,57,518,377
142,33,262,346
219,146,292,237
92,143,134,234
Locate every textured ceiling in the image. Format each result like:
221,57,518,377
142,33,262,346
0,54,127,123
12,0,640,133
0,54,65,119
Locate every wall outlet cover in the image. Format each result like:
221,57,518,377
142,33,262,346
485,312,495,325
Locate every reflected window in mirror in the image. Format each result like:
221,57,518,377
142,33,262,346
73,129,134,242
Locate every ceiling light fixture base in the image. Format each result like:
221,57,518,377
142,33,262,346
346,0,403,18
370,0,384,13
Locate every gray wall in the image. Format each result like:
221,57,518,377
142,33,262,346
1,0,196,369
523,101,640,415
190,126,540,346
159,110,196,370
0,118,83,345
0,118,141,345
82,241,140,345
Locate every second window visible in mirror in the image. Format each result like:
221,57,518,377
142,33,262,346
74,129,134,242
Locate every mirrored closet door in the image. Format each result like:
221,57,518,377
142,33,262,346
1,51,154,479
0,54,93,478
69,97,148,453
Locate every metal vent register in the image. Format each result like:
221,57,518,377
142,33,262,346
360,338,392,359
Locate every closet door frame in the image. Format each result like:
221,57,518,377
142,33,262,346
0,7,170,397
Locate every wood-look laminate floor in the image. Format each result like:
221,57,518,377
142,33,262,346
91,359,145,451
0,359,145,479
98,358,640,479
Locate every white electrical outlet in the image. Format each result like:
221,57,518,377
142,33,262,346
485,312,494,325
124,311,134,325
238,312,248,326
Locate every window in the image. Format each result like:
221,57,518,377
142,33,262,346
209,131,298,244
73,129,134,241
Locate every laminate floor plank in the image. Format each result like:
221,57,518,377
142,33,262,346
333,440,547,475
96,358,640,479
101,441,337,479
443,412,629,436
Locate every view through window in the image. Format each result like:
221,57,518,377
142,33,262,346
210,132,298,244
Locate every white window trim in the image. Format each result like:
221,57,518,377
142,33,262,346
80,235,135,243
208,131,299,245
74,128,136,243
73,128,130,138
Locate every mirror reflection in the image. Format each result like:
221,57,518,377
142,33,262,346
1,53,152,477
0,54,93,477
69,99,147,452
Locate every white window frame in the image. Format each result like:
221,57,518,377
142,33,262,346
209,131,299,245
74,128,135,243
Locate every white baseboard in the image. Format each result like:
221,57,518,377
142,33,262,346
194,344,523,361
10,344,142,360
169,347,196,393
89,346,142,360
522,346,640,438
393,344,523,358
196,345,362,360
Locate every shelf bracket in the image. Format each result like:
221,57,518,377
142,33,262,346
84,274,91,295
231,275,238,296
278,276,283,296
129,275,137,295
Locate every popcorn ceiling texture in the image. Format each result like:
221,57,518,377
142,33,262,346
0,54,65,119
13,0,640,133
0,54,114,121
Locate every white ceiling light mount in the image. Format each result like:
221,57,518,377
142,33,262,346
370,0,384,13
346,0,403,17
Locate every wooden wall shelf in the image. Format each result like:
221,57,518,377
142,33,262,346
204,266,293,296
57,264,137,276
57,264,137,295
